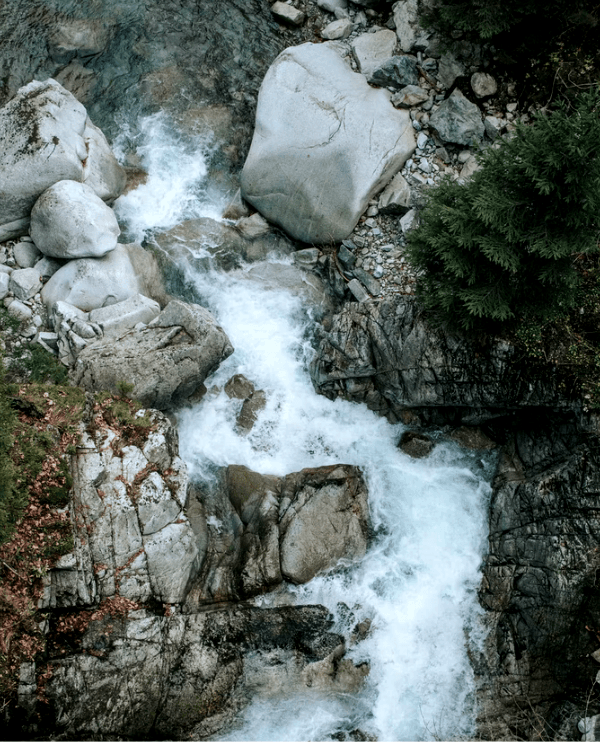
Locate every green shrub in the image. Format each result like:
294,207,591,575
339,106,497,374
0,352,23,545
424,0,595,39
405,90,600,332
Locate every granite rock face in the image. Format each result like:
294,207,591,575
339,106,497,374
185,463,370,606
41,243,140,312
0,79,125,227
241,42,415,244
71,300,234,410
45,605,354,740
476,412,600,740
30,180,120,259
38,409,194,609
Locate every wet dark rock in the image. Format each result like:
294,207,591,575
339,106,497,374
44,604,343,740
224,373,255,400
312,296,574,426
368,55,419,88
477,411,600,739
236,389,267,433
398,430,434,458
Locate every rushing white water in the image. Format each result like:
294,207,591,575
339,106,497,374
115,116,496,741
112,111,226,243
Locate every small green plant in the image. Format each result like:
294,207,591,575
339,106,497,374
23,344,68,385
116,379,135,399
406,90,600,333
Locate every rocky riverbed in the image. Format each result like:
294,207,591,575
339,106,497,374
1,1,600,741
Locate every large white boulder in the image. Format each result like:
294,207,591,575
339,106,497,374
0,79,125,227
30,180,120,259
240,43,415,244
41,243,140,311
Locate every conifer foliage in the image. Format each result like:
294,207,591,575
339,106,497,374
406,91,600,332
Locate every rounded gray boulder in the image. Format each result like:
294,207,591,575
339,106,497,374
31,180,120,259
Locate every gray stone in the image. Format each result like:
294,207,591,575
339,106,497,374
41,244,140,312
50,300,89,333
293,248,321,269
224,374,255,400
222,188,251,221
271,2,305,25
235,212,270,240
7,300,32,323
34,256,63,280
458,154,481,182
429,89,484,146
30,180,120,259
337,244,356,270
317,0,348,11
151,217,294,274
48,17,112,61
71,300,234,410
352,267,381,297
351,30,398,78
471,72,497,98
368,55,419,89
37,332,59,352
89,294,161,337
279,465,369,584
391,84,429,108
0,273,9,300
143,522,198,603
44,605,341,740
226,466,282,597
398,431,434,458
234,262,337,319
82,120,127,202
348,278,369,302
321,19,353,40
484,115,504,140
400,208,418,233
9,268,42,301
0,218,30,242
0,79,124,227
436,52,465,89
393,0,430,52
236,390,267,433
14,242,42,269
311,295,577,419
378,172,411,214
241,43,415,244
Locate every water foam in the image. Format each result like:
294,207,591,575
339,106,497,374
177,267,494,741
113,111,226,242
117,118,495,740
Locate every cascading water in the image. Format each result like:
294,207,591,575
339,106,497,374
115,115,497,741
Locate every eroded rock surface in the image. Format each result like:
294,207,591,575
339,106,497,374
39,409,194,608
71,300,234,409
45,605,354,740
185,463,370,606
477,412,600,740
312,296,572,424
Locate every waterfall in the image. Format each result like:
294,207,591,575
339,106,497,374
115,115,496,742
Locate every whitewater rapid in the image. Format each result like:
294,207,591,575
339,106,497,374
114,115,496,741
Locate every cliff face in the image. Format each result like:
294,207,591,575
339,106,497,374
313,296,600,738
312,296,573,426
